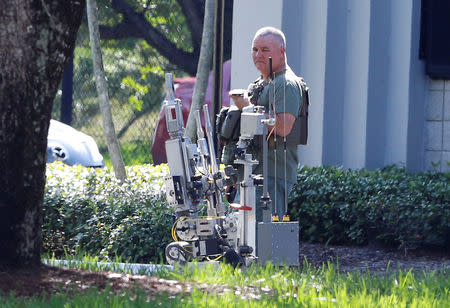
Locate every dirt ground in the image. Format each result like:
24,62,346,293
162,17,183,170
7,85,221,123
298,242,449,273
0,242,448,298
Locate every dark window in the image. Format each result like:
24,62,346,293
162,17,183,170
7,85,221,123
420,0,450,79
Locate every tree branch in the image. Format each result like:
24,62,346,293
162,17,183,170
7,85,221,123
176,0,204,50
99,21,142,40
111,0,198,74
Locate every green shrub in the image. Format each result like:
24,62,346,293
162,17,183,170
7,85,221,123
43,162,173,263
289,166,450,250
43,163,449,263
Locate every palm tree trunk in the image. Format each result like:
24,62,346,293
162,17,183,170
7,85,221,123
87,0,127,181
184,0,215,141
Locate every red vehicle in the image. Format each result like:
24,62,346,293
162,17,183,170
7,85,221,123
152,60,231,164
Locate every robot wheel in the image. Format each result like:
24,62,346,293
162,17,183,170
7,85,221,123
165,241,193,266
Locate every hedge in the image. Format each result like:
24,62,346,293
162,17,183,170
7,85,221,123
43,162,173,263
289,166,450,251
43,163,449,263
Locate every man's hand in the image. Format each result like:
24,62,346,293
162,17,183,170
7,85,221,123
229,89,250,110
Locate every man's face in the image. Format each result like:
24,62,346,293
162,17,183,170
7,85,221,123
252,34,285,77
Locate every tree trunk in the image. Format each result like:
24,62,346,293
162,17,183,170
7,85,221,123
0,0,85,268
87,0,127,181
185,0,215,141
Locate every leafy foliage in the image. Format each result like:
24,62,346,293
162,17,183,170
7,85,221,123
125,0,195,53
52,2,188,158
289,166,450,250
43,164,449,264
52,36,171,128
43,162,173,263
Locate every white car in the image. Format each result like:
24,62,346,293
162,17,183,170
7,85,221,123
47,120,104,167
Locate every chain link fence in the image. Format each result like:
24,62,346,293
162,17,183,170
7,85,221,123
51,34,184,166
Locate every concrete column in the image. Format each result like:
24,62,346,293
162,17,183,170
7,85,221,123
294,0,328,167
282,1,301,73
406,0,426,172
384,0,414,166
322,0,348,166
365,0,391,169
342,0,370,169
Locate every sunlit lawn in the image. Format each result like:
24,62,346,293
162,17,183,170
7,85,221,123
1,259,448,308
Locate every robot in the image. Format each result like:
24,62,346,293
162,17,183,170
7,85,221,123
163,72,299,267
162,73,240,266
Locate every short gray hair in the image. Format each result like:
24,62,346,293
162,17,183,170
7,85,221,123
253,27,286,48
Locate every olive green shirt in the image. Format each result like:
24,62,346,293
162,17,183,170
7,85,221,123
250,67,302,184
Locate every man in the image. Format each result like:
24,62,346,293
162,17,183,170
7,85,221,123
230,26,302,221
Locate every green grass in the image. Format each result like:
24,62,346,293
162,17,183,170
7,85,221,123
168,262,450,307
2,259,448,307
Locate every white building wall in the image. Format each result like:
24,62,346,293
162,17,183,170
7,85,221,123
230,1,282,90
424,79,450,172
231,0,438,172
445,81,450,172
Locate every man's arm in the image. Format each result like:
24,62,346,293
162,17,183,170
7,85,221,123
270,112,295,137
231,94,296,137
